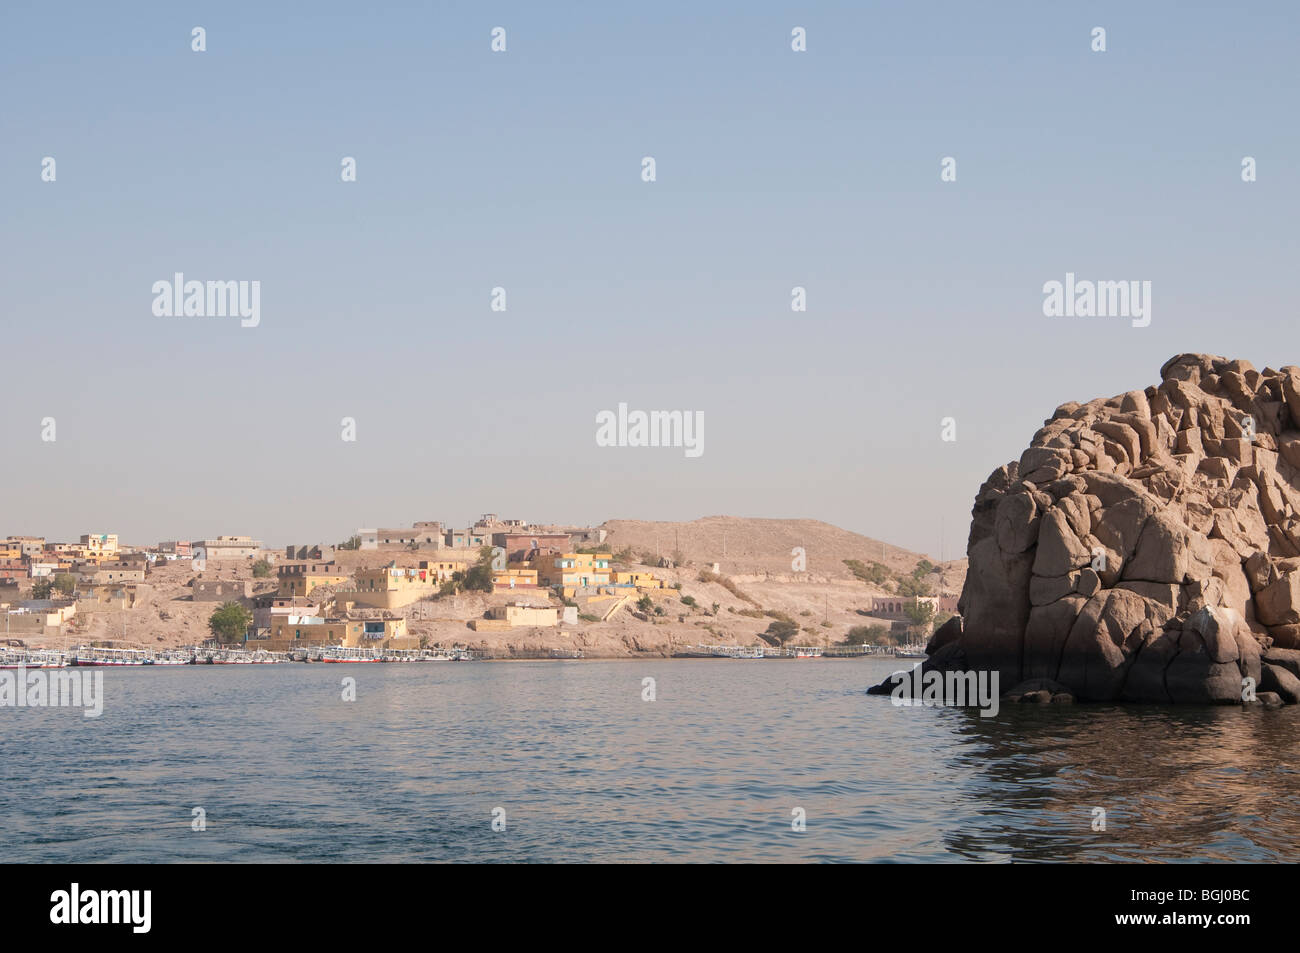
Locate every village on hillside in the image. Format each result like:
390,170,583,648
0,515,963,660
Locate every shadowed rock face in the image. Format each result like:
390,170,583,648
890,354,1300,704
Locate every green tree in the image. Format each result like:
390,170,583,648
903,599,936,635
636,595,655,613
251,559,272,578
446,547,495,594
208,602,252,643
895,575,933,598
448,562,494,593
338,536,362,551
464,563,495,592
765,619,800,645
31,578,52,600
912,558,934,579
52,573,77,597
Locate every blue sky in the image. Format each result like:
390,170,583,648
2,1,1298,558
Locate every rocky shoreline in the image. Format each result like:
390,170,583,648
871,354,1300,706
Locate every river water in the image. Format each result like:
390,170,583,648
4,658,1297,862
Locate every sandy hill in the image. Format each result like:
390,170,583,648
600,516,948,579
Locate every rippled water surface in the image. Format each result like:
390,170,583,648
4,659,1298,862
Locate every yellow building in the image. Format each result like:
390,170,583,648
9,600,77,626
420,559,466,580
277,561,351,598
6,537,45,558
610,571,667,589
492,568,539,592
0,543,20,560
267,614,409,648
534,553,612,592
473,603,558,629
349,560,465,609
80,534,119,556
82,567,146,585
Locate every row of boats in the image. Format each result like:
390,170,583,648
676,645,826,659
675,644,927,659
0,646,477,668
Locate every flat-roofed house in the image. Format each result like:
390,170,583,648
80,566,146,586
348,559,465,609
478,603,558,628
362,523,444,551
261,614,410,650
192,578,255,602
534,552,612,594
492,568,539,592
6,537,45,559
80,534,119,557
192,536,263,561
277,561,350,598
444,528,488,549
610,570,668,590
493,532,572,559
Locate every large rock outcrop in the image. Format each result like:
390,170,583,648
881,354,1300,704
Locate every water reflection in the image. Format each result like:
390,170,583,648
942,704,1300,861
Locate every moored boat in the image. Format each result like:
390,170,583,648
71,647,151,667
708,645,765,659
26,649,70,668
313,646,382,663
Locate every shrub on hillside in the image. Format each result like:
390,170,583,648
845,624,889,645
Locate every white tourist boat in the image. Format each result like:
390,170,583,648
71,647,151,667
314,646,382,663
25,649,70,668
0,649,29,669
709,645,765,659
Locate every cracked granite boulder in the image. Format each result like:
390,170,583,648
873,354,1300,704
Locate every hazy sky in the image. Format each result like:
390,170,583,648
2,1,1297,558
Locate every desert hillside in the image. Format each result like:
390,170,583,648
603,516,919,574
600,515,966,588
